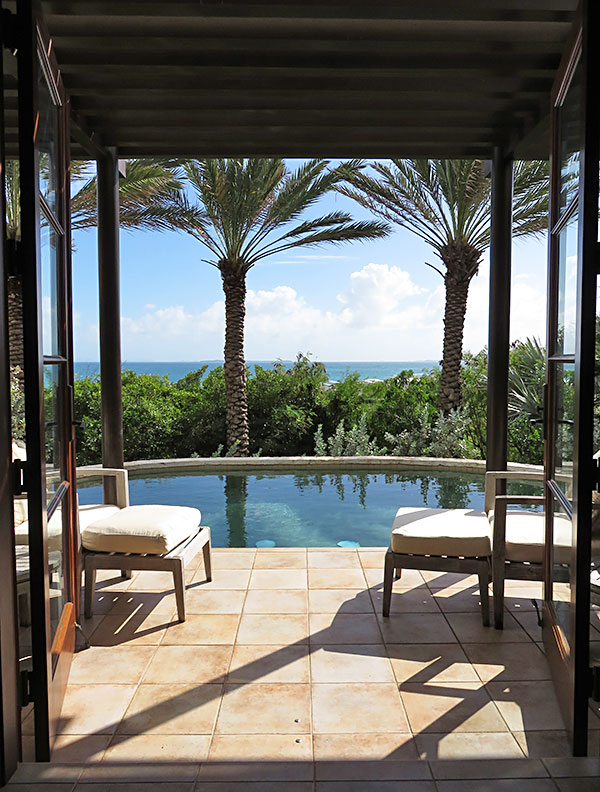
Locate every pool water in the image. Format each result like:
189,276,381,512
77,467,500,548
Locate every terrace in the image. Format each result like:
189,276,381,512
15,546,600,790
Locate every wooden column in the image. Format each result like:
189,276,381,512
486,147,514,474
97,147,124,502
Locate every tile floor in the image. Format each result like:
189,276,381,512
16,547,600,791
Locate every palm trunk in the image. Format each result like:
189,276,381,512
7,274,24,390
222,268,250,456
438,243,481,413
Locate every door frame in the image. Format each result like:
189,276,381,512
17,0,77,761
543,0,600,755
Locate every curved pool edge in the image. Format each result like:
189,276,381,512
77,455,543,477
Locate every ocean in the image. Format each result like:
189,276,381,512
73,360,438,383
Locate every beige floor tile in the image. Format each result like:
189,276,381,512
315,784,436,792
185,589,247,615
503,588,543,612
542,757,600,777
102,733,210,765
249,569,308,589
118,683,222,734
364,567,426,591
309,589,374,614
142,645,232,683
436,781,556,792
89,612,175,647
358,549,387,568
310,644,394,683
236,614,308,645
76,784,193,792
377,613,456,644
68,646,154,685
315,759,431,781
423,571,480,589
108,591,179,616
445,612,529,643
387,644,479,684
94,569,135,592
244,590,308,614
400,681,509,734
416,732,524,760
432,587,489,613
9,764,82,783
208,734,312,761
308,551,361,569
308,569,367,589
309,613,382,645
198,762,313,783
216,683,311,734
512,611,543,642
253,551,307,569
228,645,309,683
51,735,111,764
313,733,418,761
312,683,409,734
195,783,312,791
486,680,566,731
430,758,547,779
161,614,240,645
57,685,136,735
127,571,179,591
464,643,551,682
371,588,441,614
513,731,571,758
212,553,256,570
191,569,251,589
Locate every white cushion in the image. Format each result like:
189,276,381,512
82,504,201,555
15,504,120,552
391,507,491,557
489,510,574,564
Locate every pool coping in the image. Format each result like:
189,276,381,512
77,455,544,476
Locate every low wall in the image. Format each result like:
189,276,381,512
78,456,544,477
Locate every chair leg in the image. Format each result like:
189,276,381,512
492,556,505,629
121,569,132,579
202,533,212,582
394,567,402,581
173,558,186,622
382,550,394,617
478,563,490,627
84,557,97,619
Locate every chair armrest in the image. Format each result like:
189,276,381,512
484,470,544,513
76,467,130,508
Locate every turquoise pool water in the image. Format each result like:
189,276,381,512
77,467,498,548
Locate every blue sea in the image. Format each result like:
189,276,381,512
73,360,438,383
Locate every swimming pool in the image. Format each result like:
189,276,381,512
77,466,501,548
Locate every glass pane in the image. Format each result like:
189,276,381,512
40,213,60,357
37,68,58,213
44,364,63,505
555,213,578,355
552,362,575,495
551,499,572,644
557,61,581,214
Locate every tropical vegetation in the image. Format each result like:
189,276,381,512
173,159,388,455
340,159,549,412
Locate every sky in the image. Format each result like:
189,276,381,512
71,160,549,363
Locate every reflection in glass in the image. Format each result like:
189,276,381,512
44,364,63,504
556,214,578,355
553,362,575,496
558,61,581,214
37,69,58,212
40,215,60,357
552,503,572,644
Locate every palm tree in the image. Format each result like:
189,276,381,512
340,159,549,412
5,158,198,384
180,158,389,455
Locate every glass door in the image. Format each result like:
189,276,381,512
543,0,600,756
16,3,78,761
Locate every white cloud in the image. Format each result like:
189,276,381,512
81,257,548,362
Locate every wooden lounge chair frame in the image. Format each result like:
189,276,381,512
383,548,491,626
77,467,211,622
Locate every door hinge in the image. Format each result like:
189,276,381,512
19,669,33,707
12,460,27,496
593,453,600,492
1,9,17,52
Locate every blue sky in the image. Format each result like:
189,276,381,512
72,160,549,363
